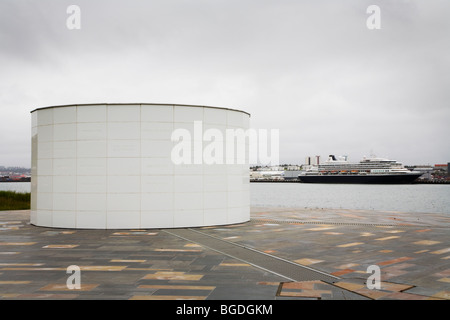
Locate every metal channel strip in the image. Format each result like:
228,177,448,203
164,228,339,283
250,219,417,228
250,219,450,230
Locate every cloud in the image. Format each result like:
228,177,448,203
0,0,449,167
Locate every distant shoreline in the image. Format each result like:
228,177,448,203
1,178,449,184
250,179,450,184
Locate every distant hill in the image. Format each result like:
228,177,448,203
0,166,31,174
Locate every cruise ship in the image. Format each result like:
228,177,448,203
298,155,422,184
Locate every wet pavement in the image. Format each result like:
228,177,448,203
0,208,449,300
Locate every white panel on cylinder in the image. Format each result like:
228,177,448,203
30,103,251,229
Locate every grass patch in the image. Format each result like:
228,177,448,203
0,191,31,210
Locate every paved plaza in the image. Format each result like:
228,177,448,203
0,207,449,300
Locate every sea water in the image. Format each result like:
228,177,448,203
2,182,449,214
251,183,450,214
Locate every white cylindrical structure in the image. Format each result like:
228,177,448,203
30,103,250,229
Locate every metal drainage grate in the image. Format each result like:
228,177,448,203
164,228,339,283
250,218,410,228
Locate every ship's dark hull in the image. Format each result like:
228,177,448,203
298,173,422,184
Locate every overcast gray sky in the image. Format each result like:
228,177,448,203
1,0,449,167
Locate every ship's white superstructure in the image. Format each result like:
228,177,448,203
304,155,414,175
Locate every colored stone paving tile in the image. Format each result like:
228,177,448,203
335,263,359,269
219,263,251,267
382,263,416,279
14,293,79,299
42,244,78,249
110,260,146,263
142,271,204,281
0,242,36,246
282,282,316,290
41,231,75,235
0,221,23,225
384,230,405,233
331,269,356,277
294,258,323,266
184,243,202,248
0,263,43,266
361,232,374,237
39,284,99,291
112,232,158,236
0,294,21,298
383,292,438,300
337,242,364,248
375,236,400,241
414,229,432,233
278,291,324,298
432,291,450,299
377,257,412,266
413,240,441,245
355,288,391,299
306,226,336,231
379,282,414,292
0,267,66,271
79,266,127,271
138,285,215,290
153,248,202,252
333,281,365,292
433,269,450,277
278,281,332,299
431,248,450,255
